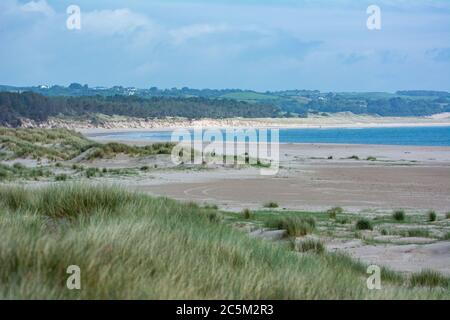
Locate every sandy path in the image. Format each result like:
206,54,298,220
327,240,450,275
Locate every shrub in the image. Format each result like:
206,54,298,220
327,207,343,219
140,166,150,171
55,174,68,181
242,209,252,220
427,210,437,222
366,156,377,161
410,270,449,288
85,167,99,178
12,162,25,170
356,218,373,230
205,211,222,223
348,155,359,160
0,166,11,181
72,164,84,171
265,216,316,237
392,210,405,221
204,204,219,210
399,229,430,238
336,217,350,224
446,212,450,219
88,148,106,160
295,238,325,254
264,202,279,209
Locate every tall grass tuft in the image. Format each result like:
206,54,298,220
327,207,343,219
265,216,316,237
410,270,449,288
0,186,29,211
264,202,279,209
392,210,406,221
355,218,373,230
242,208,252,220
295,238,325,254
427,210,437,222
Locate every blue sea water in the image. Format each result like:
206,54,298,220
94,126,450,147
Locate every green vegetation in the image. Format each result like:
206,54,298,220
366,156,377,161
0,127,95,160
252,159,271,169
446,212,450,219
86,142,175,160
0,92,280,127
397,229,431,238
295,238,325,254
220,91,278,102
55,173,68,181
264,216,316,237
1,86,449,123
336,217,350,224
427,210,437,222
410,270,450,288
0,163,51,181
327,207,343,219
0,184,448,299
242,208,252,220
203,204,219,210
392,210,406,222
85,167,100,178
0,128,175,164
356,218,373,230
264,202,279,209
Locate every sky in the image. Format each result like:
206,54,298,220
0,0,449,92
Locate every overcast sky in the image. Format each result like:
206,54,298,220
1,0,449,92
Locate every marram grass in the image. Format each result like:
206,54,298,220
0,184,448,299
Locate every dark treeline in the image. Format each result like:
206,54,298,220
285,96,450,117
396,90,450,97
0,92,280,127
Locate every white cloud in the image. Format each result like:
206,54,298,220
169,24,230,44
83,9,154,36
20,0,54,17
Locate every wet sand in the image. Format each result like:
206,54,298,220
95,142,450,213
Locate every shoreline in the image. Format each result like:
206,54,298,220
19,114,449,134
82,122,450,148
81,120,450,136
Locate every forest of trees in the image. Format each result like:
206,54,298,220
0,92,280,127
1,88,449,127
300,96,450,117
